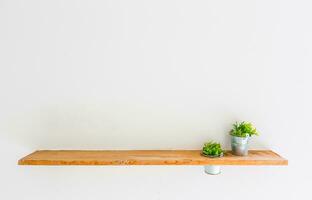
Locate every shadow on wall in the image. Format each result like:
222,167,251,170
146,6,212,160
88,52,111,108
2,102,268,150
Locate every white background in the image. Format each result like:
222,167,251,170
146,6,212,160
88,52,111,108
1,0,311,199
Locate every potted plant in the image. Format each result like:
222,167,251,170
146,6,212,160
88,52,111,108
202,141,224,175
230,121,259,156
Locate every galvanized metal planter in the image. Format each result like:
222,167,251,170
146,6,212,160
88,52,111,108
201,153,223,175
231,135,249,156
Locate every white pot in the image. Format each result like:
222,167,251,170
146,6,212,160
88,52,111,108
204,165,221,175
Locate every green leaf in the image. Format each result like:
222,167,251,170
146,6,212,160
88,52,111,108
202,141,224,157
229,121,259,137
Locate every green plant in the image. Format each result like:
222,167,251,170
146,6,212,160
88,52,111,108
202,141,224,157
230,121,259,137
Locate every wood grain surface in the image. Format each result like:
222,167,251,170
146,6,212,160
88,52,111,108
18,150,287,166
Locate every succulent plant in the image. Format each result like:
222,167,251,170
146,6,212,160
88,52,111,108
230,121,259,138
202,141,224,157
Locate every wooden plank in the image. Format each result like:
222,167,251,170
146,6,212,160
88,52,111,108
18,150,287,166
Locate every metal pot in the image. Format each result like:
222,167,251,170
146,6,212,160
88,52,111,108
231,135,249,156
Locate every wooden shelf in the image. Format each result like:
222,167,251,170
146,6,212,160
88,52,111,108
18,150,287,166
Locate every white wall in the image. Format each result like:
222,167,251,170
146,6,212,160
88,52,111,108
1,0,311,199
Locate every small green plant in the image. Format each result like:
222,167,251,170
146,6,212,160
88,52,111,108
230,121,259,138
202,141,224,157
